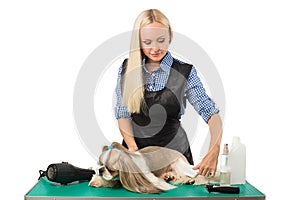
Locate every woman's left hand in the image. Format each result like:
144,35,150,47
192,145,219,177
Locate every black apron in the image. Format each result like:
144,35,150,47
121,58,194,164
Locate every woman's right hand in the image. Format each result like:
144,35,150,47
128,145,138,152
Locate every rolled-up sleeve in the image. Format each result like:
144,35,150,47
114,64,131,119
185,66,219,123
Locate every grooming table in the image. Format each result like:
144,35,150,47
25,177,265,200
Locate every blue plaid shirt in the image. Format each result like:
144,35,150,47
114,52,219,123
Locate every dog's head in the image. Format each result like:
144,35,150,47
97,142,176,194
97,144,122,181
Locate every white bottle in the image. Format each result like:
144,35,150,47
219,144,231,186
228,136,246,184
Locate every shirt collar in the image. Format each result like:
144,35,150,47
142,51,173,73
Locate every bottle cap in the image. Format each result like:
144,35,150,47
223,144,229,155
232,136,240,144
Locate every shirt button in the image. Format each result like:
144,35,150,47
151,73,155,77
149,85,153,90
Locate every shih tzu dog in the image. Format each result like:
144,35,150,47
89,142,210,194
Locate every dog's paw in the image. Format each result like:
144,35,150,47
193,175,209,185
169,175,195,185
178,176,193,184
161,172,175,182
187,178,195,184
89,175,103,187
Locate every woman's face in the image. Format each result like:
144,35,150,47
140,22,170,63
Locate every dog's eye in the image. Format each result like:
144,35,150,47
98,167,105,174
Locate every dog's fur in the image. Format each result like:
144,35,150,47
89,142,209,194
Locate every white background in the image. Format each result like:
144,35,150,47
1,0,299,199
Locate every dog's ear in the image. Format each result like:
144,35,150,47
117,153,163,194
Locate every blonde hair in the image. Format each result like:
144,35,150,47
122,9,172,113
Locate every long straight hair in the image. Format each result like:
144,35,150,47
122,9,173,113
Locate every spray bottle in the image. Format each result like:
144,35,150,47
219,144,231,186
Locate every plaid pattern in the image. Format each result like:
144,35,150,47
114,52,219,123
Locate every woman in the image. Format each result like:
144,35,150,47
115,9,222,177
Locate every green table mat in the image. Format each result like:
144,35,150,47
25,177,265,199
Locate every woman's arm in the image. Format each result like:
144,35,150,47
184,66,222,176
115,62,138,152
193,114,222,177
117,118,138,152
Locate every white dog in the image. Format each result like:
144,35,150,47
89,142,209,194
